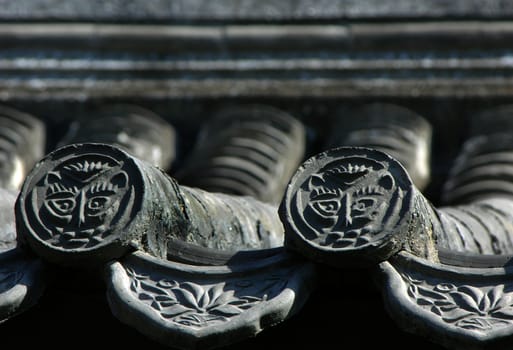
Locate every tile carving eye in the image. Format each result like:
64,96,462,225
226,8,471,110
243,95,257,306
45,197,75,217
312,199,340,216
310,191,342,217
351,198,377,215
87,195,111,213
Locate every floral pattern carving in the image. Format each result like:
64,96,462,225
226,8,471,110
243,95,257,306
403,273,513,331
126,267,288,327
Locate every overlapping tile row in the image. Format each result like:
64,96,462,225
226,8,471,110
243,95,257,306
325,103,432,191
174,104,305,205
279,103,513,349
4,101,513,349
0,103,315,350
56,104,176,172
0,106,45,191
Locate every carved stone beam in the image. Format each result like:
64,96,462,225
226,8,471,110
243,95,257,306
174,104,306,205
57,104,176,171
0,105,46,191
325,103,432,192
14,143,316,349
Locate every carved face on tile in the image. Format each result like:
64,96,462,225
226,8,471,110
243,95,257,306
287,151,410,250
303,160,397,247
25,152,138,250
41,157,128,247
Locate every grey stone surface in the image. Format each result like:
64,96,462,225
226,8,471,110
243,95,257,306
106,249,316,350
175,104,305,205
0,0,512,21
